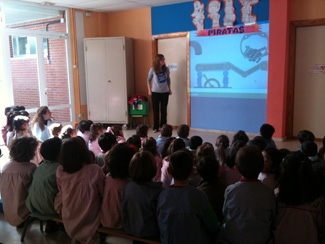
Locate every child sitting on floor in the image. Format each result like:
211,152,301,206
136,124,149,143
48,123,62,138
219,146,276,244
186,135,203,154
260,123,277,148
157,150,218,244
107,125,126,143
60,124,77,141
297,129,315,151
156,124,173,156
88,123,103,156
121,151,163,238
76,119,93,145
177,124,190,147
0,137,38,227
26,137,62,234
142,137,163,182
97,132,117,169
101,143,135,229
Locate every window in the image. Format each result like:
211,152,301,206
11,36,48,58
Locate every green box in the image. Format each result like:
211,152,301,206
129,101,148,115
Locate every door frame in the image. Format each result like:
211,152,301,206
286,18,325,138
152,32,191,126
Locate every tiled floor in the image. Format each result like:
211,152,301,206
0,128,322,244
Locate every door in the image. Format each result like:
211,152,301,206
106,38,127,123
84,39,108,122
293,26,325,138
158,37,187,126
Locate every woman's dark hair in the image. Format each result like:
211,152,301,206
177,124,190,138
161,124,173,137
227,139,246,168
129,151,157,184
197,156,219,182
153,54,167,75
77,120,93,133
161,137,176,159
103,143,135,177
89,123,103,142
142,137,158,156
59,137,91,174
164,138,185,161
231,130,249,146
216,135,229,166
136,124,149,138
126,135,141,151
32,106,51,131
40,137,62,161
278,151,321,205
9,136,38,162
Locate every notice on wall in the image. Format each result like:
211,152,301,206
169,63,178,71
309,65,325,74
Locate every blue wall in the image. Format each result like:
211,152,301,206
152,0,269,35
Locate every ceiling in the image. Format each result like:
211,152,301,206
16,0,193,12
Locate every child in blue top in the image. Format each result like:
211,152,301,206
219,146,276,244
157,150,218,244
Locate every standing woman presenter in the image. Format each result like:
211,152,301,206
147,54,172,133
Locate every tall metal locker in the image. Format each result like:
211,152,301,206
84,37,134,125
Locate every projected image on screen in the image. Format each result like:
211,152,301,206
190,23,269,132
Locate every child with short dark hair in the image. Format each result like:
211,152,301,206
260,123,276,148
177,124,190,147
126,134,141,152
0,137,38,227
101,144,135,229
301,140,323,168
247,136,267,151
231,130,249,146
26,137,62,233
54,137,105,243
220,146,276,244
274,151,325,244
97,132,117,169
136,124,149,143
88,123,103,156
187,135,203,154
156,124,173,156
297,130,315,151
121,151,163,238
76,119,93,145
157,150,218,244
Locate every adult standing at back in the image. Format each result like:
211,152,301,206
147,54,172,133
32,106,53,142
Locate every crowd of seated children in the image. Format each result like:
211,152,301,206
121,151,163,238
97,132,117,169
32,106,54,142
142,137,163,182
258,147,283,191
107,125,126,143
0,137,38,228
274,151,325,244
161,138,185,187
176,124,190,147
101,144,135,230
186,135,203,154
25,137,62,233
196,156,227,223
76,119,93,145
136,124,149,143
157,150,218,244
88,123,103,156
219,146,276,244
260,123,277,148
214,135,230,165
156,124,173,156
54,137,105,244
59,124,77,141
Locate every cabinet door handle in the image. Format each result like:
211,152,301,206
108,80,111,83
